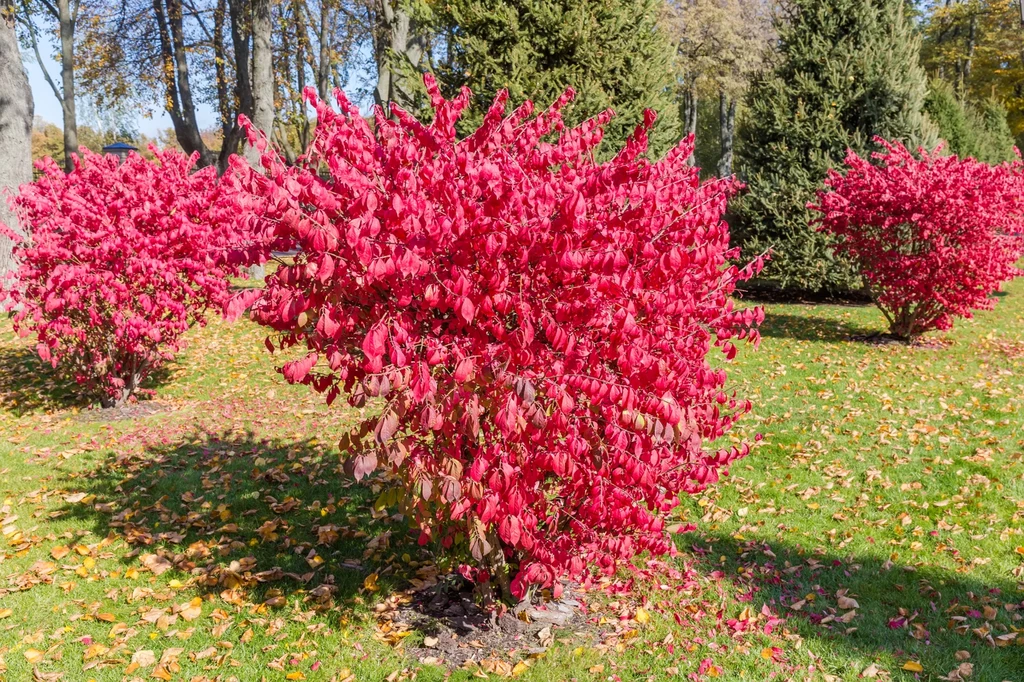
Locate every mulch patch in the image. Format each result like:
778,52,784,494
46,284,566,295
382,577,592,671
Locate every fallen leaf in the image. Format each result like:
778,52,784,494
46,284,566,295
902,661,924,673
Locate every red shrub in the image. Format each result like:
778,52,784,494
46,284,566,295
234,77,763,598
1,149,252,407
812,139,1024,339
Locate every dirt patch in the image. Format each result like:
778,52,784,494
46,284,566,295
379,577,592,671
75,401,173,422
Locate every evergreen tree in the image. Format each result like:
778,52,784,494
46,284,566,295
732,0,936,294
925,79,980,159
976,98,1016,163
924,80,1015,164
434,0,680,155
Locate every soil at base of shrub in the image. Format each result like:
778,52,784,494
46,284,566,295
75,401,172,422
382,578,592,671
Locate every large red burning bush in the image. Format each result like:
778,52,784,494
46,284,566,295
2,149,252,407
813,139,1024,339
233,76,763,598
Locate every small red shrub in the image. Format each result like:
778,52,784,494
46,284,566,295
2,148,251,407
812,139,1024,339
234,77,763,597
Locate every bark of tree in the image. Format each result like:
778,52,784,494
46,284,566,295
0,6,34,277
716,89,736,177
682,85,698,165
245,0,274,166
374,0,425,111
959,11,977,94
57,0,77,171
317,0,332,100
153,0,216,167
244,0,273,281
18,0,77,170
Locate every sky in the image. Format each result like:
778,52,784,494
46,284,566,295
24,34,375,140
25,40,220,138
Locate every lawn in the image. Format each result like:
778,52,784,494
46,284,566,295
0,279,1022,682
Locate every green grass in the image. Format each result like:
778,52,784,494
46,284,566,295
0,281,1022,681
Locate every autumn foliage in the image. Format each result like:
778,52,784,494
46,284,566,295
233,76,763,598
1,149,253,407
813,139,1024,339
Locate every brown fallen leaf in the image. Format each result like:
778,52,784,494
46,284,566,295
861,663,881,678
179,597,202,622
141,554,173,576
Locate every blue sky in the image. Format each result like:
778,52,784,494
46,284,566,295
25,41,220,137
25,34,375,139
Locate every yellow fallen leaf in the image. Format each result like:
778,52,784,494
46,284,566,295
285,673,306,680
902,661,924,673
634,607,650,624
83,642,109,660
589,664,605,674
0,608,12,619
512,661,530,677
23,649,44,664
363,572,379,592
96,612,117,623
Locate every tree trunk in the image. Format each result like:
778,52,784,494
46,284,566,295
244,0,272,280
0,7,33,277
57,0,77,171
963,12,977,85
216,0,254,172
153,0,215,166
716,90,736,178
245,0,274,167
374,0,425,111
682,84,697,166
317,0,332,100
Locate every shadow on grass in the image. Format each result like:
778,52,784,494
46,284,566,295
61,429,423,621
758,312,880,343
684,531,1023,679
0,344,173,415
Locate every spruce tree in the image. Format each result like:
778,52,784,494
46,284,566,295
925,79,980,159
732,0,935,294
434,0,680,155
924,80,1015,163
976,98,1016,163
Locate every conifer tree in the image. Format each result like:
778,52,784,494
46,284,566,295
434,0,680,155
733,0,936,294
